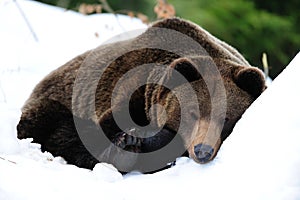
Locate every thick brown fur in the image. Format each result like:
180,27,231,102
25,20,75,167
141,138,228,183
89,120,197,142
17,18,266,171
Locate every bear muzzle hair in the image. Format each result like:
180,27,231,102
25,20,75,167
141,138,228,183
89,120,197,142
186,118,222,164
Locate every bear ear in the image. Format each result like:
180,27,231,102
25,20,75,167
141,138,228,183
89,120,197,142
169,57,201,83
234,67,266,98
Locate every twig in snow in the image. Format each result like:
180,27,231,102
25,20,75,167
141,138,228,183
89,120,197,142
262,53,269,78
13,0,39,42
99,0,126,32
0,156,17,164
99,0,114,13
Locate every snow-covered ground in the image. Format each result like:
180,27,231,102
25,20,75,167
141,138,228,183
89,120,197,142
0,0,299,199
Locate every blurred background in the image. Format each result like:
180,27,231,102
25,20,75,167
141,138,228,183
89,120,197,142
35,0,299,79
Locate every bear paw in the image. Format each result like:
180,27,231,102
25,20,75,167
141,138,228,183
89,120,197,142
113,128,142,153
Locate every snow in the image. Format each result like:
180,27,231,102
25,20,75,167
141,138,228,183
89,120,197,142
0,0,299,199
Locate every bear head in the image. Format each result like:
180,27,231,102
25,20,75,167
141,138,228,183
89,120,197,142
144,18,266,164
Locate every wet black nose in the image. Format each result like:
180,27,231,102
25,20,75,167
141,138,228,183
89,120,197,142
194,144,214,163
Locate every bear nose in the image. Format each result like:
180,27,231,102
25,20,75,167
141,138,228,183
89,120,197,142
194,144,214,163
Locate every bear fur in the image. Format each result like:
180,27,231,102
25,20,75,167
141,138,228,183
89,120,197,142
17,18,266,172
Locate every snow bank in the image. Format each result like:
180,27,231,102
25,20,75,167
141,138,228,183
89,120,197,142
0,0,299,199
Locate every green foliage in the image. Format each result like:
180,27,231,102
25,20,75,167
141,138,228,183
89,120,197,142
169,0,300,78
35,0,299,78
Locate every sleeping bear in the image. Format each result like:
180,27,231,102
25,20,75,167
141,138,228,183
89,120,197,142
17,18,266,173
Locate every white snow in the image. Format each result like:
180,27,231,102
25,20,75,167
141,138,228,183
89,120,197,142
0,0,299,199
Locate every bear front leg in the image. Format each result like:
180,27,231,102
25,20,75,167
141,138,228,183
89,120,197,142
141,128,181,152
113,127,181,153
98,108,141,152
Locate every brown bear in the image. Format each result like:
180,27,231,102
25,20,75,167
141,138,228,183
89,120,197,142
17,18,266,173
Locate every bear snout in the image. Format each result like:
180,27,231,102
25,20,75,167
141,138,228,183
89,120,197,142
186,119,222,164
193,144,214,163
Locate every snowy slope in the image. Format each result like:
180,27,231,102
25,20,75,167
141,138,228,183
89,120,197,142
0,0,300,199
